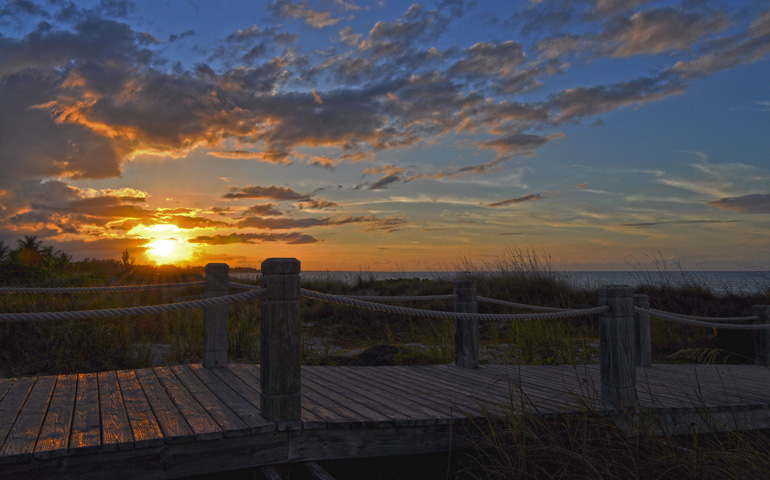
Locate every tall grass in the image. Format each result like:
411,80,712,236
460,384,770,480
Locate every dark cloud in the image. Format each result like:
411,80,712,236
620,219,744,227
169,30,195,42
222,185,313,201
189,232,318,245
298,200,339,210
487,193,542,207
237,214,406,232
449,41,526,77
243,203,284,216
546,74,685,123
707,193,770,214
0,0,48,18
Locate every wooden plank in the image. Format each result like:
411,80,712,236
134,368,194,444
0,379,15,403
116,370,163,449
188,364,271,432
98,371,133,452
305,461,337,480
69,373,101,454
0,376,55,460
34,374,77,459
303,368,420,425
329,366,457,419
0,377,34,451
318,367,452,422
227,364,328,425
362,367,487,418
152,367,224,441
300,374,393,425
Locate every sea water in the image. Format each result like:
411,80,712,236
232,270,770,295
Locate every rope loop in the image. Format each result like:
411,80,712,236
477,296,571,312
636,306,767,330
0,281,205,294
0,288,264,323
301,288,608,321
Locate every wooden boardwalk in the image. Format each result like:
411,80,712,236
1,363,769,479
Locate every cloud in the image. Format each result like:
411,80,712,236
222,185,313,201
487,193,542,207
243,203,284,216
298,200,339,210
449,41,526,77
546,74,685,123
620,219,744,228
272,1,343,28
189,232,318,245
235,214,406,232
707,193,770,214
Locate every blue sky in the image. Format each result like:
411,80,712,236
0,0,768,270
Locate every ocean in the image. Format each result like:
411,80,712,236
231,270,770,295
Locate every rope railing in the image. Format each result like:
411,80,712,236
300,288,609,321
344,294,456,301
0,281,205,294
636,306,768,331
477,296,572,312
230,282,267,293
0,289,264,323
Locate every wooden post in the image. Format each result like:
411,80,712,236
633,294,652,367
453,280,479,369
260,258,302,422
600,285,636,408
753,305,770,367
203,263,229,368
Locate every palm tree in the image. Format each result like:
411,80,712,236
16,235,42,266
0,240,8,263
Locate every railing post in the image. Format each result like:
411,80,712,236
260,258,302,422
453,280,479,369
203,263,229,368
600,285,636,407
752,305,769,367
633,294,651,367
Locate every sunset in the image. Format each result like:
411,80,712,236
0,0,768,272
2,2,770,477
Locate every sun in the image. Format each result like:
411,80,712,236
146,237,193,264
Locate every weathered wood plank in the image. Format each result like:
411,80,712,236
0,377,34,451
227,364,329,425
317,367,451,422
302,368,415,425
0,375,55,460
34,374,77,459
305,461,337,480
98,371,133,452
0,379,15,403
116,370,163,449
69,373,101,454
134,368,194,444
189,364,271,433
151,367,224,441
170,365,251,436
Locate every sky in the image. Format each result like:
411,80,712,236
0,0,768,271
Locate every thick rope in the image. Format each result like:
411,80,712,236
345,294,456,301
636,307,768,330
230,282,266,292
0,281,204,294
301,288,608,321
638,307,758,323
0,289,264,323
477,296,571,312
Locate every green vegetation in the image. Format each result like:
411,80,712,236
0,242,767,374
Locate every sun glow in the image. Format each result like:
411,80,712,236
136,224,195,264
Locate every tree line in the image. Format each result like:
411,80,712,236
0,235,72,276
